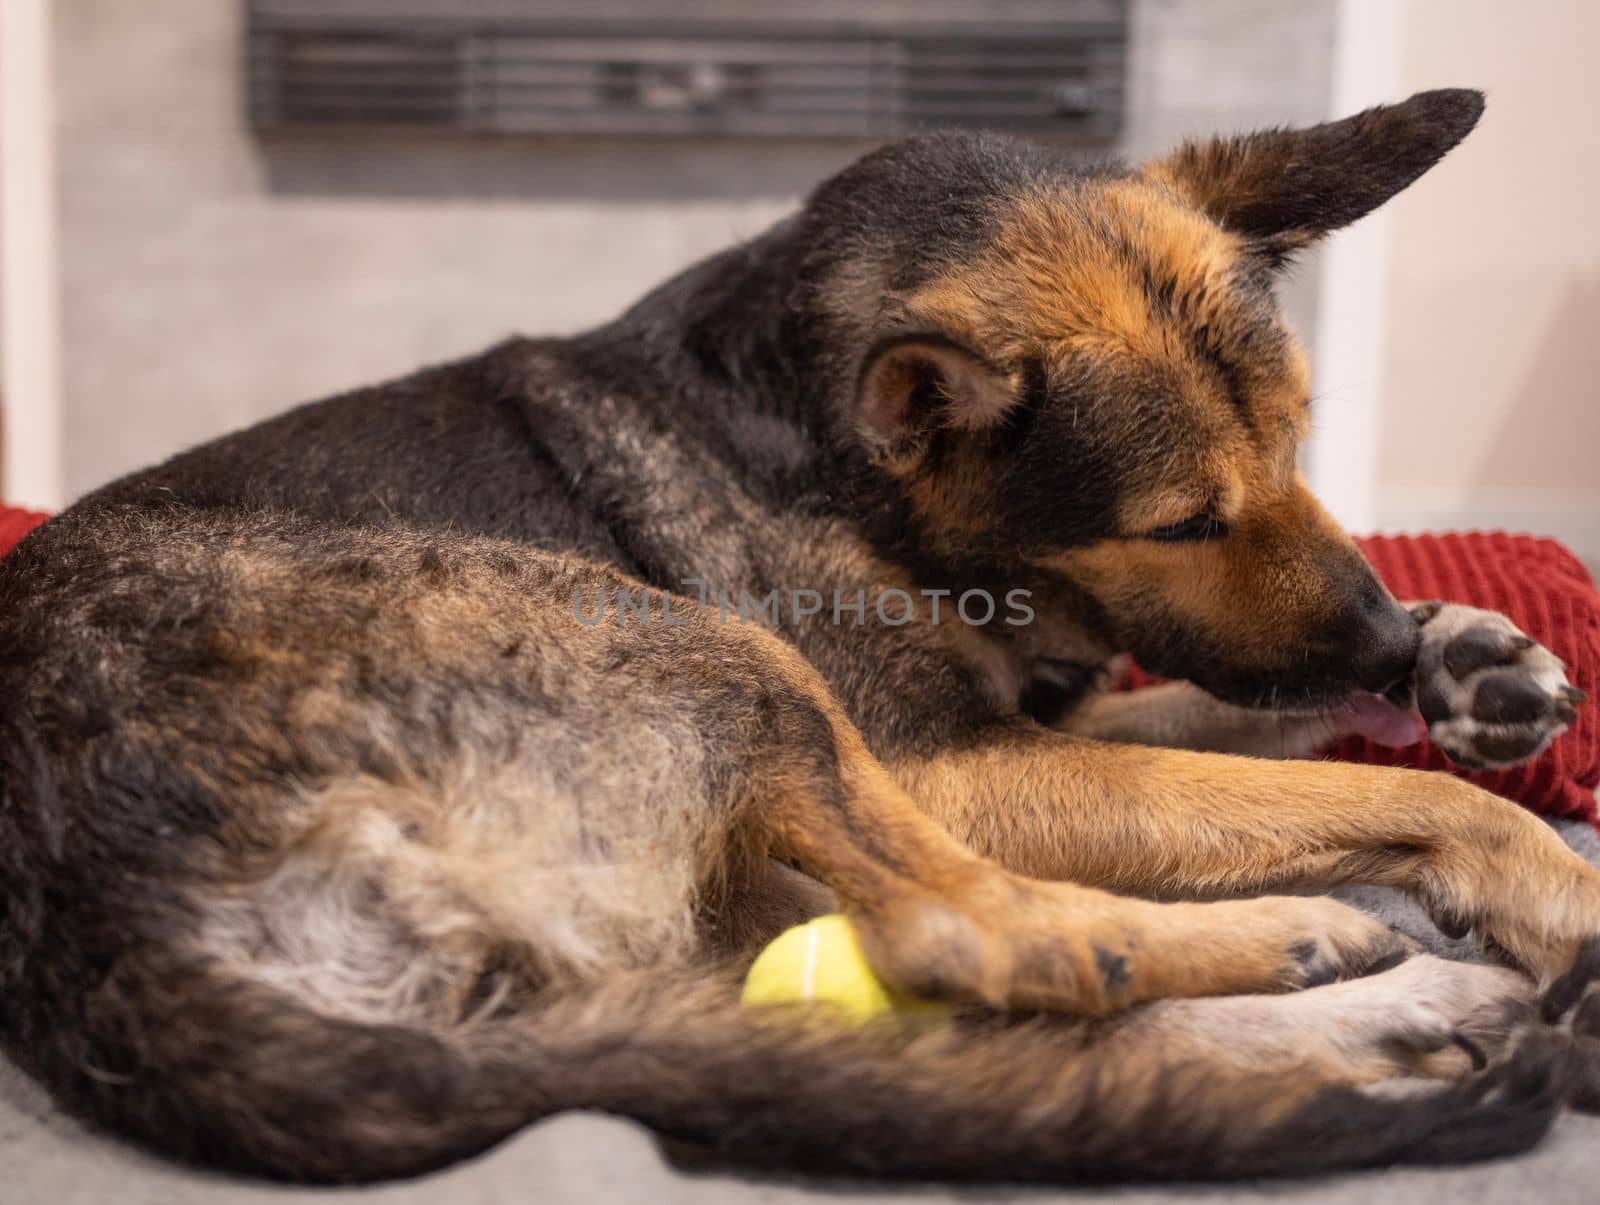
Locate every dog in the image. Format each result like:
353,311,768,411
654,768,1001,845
1,88,1597,1186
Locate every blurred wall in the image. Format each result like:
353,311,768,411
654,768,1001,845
55,0,1334,499
1377,0,1600,556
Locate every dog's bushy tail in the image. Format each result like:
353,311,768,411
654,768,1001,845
25,958,1566,1185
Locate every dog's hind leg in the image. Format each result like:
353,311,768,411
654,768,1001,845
523,955,1568,1184
1119,953,1536,1087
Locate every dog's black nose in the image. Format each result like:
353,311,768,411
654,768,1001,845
1347,587,1422,694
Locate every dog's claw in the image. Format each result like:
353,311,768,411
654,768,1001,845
1409,600,1445,624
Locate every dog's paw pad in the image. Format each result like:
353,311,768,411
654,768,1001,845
1412,603,1583,769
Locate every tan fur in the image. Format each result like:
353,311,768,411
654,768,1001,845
890,727,1600,987
1031,475,1372,672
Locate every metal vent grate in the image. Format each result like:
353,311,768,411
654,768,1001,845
247,3,1127,141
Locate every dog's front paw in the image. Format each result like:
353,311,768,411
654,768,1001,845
1410,602,1585,769
1258,896,1414,992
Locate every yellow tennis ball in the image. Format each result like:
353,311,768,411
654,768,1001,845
740,913,949,1025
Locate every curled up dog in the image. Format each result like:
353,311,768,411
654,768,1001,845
3,88,1599,1184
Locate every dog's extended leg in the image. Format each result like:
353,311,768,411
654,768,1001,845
1063,681,1352,757
744,642,1407,1014
1117,953,1535,1086
893,724,1600,992
1062,603,1584,762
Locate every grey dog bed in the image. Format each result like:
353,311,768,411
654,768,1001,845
3,821,1598,1204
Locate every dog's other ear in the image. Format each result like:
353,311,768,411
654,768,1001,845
853,335,1015,466
1145,88,1485,263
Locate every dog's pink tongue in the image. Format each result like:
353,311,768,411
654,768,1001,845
1338,694,1426,746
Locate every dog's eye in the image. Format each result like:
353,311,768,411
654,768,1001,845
1146,514,1228,543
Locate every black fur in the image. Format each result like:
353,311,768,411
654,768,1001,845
1166,88,1486,261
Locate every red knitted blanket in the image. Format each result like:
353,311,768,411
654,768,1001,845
0,506,47,555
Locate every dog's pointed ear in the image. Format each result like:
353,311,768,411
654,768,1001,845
1144,88,1485,263
853,335,1015,466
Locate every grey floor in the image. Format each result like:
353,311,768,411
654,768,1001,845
3,822,1598,1204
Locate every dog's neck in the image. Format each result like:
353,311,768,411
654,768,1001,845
583,220,832,422
571,219,917,533
564,224,1123,679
